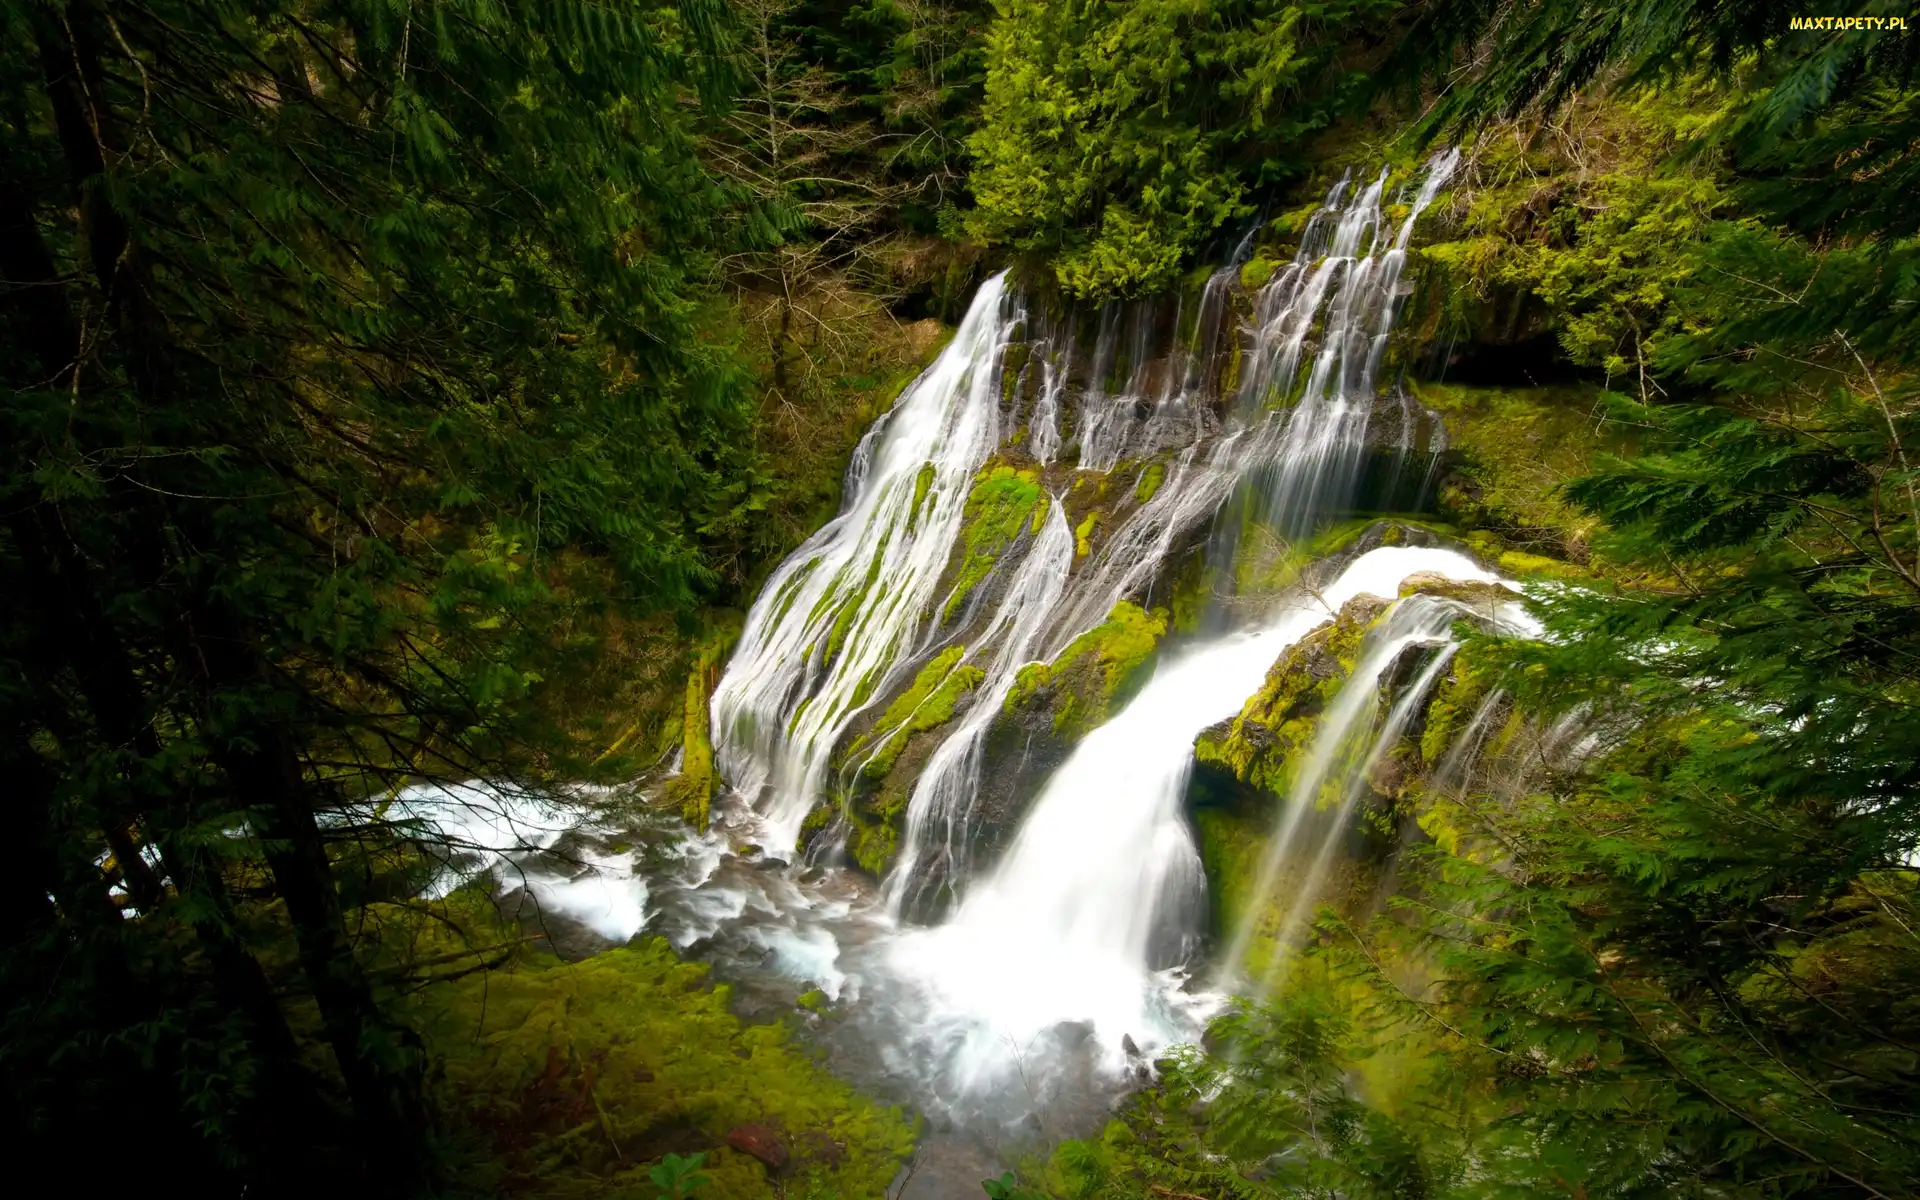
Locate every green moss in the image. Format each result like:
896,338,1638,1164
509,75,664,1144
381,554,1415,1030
1001,341,1032,408
1133,461,1166,504
1004,601,1168,740
1194,806,1272,962
1420,648,1498,765
1193,596,1381,801
796,988,828,1013
907,461,937,533
768,556,822,630
1074,511,1098,557
415,939,915,1199
1239,253,1279,290
829,646,988,876
844,645,983,779
1414,380,1611,563
1168,553,1212,635
846,808,901,877
944,463,1044,621
663,629,736,830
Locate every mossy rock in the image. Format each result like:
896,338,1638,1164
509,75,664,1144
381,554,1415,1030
1003,600,1168,742
1239,252,1280,291
414,939,916,1199
1192,593,1388,801
662,626,739,830
840,646,983,781
1413,379,1620,572
943,462,1044,622
828,646,985,876
1396,570,1524,608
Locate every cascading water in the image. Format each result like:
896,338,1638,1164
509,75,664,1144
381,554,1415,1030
883,499,1075,916
710,272,1020,857
1216,586,1536,991
711,152,1462,887
401,148,1531,1183
884,546,1506,1101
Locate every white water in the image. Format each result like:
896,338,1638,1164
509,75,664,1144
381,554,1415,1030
468,151,1510,1147
712,273,1018,857
386,781,653,941
881,546,1503,1096
885,499,1076,915
709,153,1463,882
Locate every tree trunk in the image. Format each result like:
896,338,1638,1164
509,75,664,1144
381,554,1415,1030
194,611,429,1194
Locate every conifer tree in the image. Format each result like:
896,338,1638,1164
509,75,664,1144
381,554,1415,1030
0,0,751,1189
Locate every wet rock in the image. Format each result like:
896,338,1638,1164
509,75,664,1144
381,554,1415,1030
1120,1033,1141,1058
1049,1019,1094,1050
1397,571,1522,608
726,1123,790,1171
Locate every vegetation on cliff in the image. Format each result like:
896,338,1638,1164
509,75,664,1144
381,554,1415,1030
945,462,1048,620
1004,601,1168,740
835,645,985,873
12,0,1920,1196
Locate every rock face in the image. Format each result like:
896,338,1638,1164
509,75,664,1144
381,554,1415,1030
1396,570,1523,609
1193,592,1391,801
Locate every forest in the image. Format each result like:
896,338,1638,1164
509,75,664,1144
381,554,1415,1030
2,1,1917,1197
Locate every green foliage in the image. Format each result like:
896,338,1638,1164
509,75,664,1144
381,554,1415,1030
968,0,1391,297
0,0,766,1187
416,940,916,1198
1413,88,1732,392
651,1154,712,1200
983,1170,1050,1199
1043,976,1470,1200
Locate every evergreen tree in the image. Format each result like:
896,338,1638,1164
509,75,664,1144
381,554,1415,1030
968,0,1390,297
0,0,751,1190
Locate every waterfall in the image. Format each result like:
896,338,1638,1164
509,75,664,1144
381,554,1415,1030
884,499,1076,915
380,150,1523,1142
710,148,1465,904
1233,149,1460,530
1216,586,1529,988
711,273,1020,856
885,546,1501,1094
